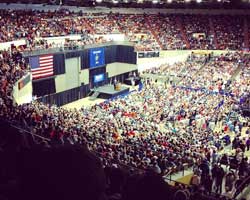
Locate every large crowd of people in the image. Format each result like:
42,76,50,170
1,47,250,199
147,14,186,50
182,15,213,50
212,16,245,50
0,9,250,51
1,7,250,200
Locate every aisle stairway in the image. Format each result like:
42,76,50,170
82,18,95,34
146,17,164,49
243,18,249,49
178,61,207,86
89,91,100,100
229,64,243,82
209,18,219,49
176,17,190,49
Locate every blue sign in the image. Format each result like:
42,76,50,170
89,47,105,68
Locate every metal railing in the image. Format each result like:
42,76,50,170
22,41,134,57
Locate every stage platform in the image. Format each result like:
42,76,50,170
90,84,130,99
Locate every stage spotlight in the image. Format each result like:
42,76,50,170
167,0,172,3
96,0,102,2
185,0,191,2
113,0,119,3
196,0,202,3
152,0,158,3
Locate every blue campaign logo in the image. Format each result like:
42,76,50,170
90,47,105,68
95,53,99,64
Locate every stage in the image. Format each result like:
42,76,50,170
90,84,130,99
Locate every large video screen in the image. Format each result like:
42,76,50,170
94,73,105,83
89,47,105,68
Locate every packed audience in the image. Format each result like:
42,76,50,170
147,14,185,50
1,10,250,52
1,8,250,200
182,15,214,50
85,14,120,35
248,16,250,49
1,47,250,199
116,14,160,51
212,16,244,50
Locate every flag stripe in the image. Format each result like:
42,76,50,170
40,56,53,60
40,62,53,67
31,66,52,72
33,71,53,79
30,54,54,80
40,59,53,64
32,69,53,75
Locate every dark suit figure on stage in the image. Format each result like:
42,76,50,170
114,78,117,90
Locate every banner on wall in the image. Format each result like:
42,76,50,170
89,47,105,68
18,73,31,90
13,72,33,105
137,51,160,58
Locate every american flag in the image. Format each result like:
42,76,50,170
29,54,54,80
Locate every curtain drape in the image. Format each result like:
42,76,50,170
33,78,56,97
53,54,66,75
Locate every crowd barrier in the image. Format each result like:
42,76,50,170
173,85,234,97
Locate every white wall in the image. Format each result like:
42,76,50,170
137,50,190,72
12,73,33,105
79,69,89,85
36,35,82,45
55,57,81,92
93,34,125,42
106,62,137,77
137,50,233,72
0,39,26,51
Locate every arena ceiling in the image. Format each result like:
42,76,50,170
1,0,250,9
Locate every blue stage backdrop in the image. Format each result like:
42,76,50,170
89,47,105,68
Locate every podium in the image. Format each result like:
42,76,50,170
114,83,121,91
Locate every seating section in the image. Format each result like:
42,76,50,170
212,15,244,50
0,10,249,51
85,14,121,34
1,49,250,200
147,14,185,50
116,14,160,51
247,17,250,49
1,9,250,200
182,15,214,50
